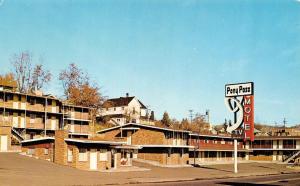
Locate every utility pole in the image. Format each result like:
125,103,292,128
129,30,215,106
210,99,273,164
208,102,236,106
206,109,210,123
283,118,287,129
189,109,193,125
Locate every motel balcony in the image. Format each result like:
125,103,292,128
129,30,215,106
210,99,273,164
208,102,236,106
189,139,244,150
250,144,273,149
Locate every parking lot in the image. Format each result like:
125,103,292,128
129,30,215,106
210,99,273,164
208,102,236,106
0,153,299,186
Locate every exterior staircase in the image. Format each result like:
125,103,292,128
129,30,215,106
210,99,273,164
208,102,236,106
11,127,24,142
283,151,300,164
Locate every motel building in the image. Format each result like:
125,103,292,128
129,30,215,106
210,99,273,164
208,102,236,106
188,133,249,164
96,123,192,167
21,130,131,170
10,124,300,171
245,136,300,163
0,87,91,152
20,123,193,171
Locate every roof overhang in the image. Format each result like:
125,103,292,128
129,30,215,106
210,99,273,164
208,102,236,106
68,132,91,136
113,145,142,150
192,149,252,152
249,148,300,151
137,145,194,148
21,137,55,144
120,127,140,131
64,138,126,145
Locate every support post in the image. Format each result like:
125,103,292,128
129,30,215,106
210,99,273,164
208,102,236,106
234,139,238,173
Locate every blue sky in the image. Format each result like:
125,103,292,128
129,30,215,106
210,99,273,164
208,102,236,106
0,0,299,126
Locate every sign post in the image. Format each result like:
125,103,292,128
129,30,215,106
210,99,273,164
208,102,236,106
234,139,238,173
224,82,254,173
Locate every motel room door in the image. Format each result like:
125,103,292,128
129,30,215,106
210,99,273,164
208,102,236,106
0,135,8,152
89,151,97,170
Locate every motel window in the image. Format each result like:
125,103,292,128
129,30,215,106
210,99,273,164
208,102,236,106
67,148,73,162
28,148,35,155
205,140,209,144
30,114,36,119
5,94,12,101
122,107,125,110
221,140,225,145
44,148,49,155
30,114,36,123
3,111,9,117
99,149,108,161
167,149,171,157
79,148,88,161
30,98,36,105
114,107,116,111
106,108,109,111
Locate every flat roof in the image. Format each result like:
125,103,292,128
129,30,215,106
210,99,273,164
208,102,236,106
97,123,191,134
189,133,233,139
0,90,59,100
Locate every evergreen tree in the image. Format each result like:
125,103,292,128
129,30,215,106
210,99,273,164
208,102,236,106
161,111,171,127
150,111,155,121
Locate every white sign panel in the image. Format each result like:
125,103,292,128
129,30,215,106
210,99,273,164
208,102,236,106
225,82,254,97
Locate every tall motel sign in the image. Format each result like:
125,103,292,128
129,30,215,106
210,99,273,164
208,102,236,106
224,82,254,173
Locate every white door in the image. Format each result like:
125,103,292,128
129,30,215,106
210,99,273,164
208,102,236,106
21,102,26,109
0,136,8,152
127,135,131,145
13,116,18,127
51,119,56,130
70,125,75,133
20,117,25,128
90,152,97,170
13,102,18,109
51,107,56,113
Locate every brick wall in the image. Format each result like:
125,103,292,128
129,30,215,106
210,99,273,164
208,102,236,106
132,128,165,145
249,155,273,161
54,130,68,165
66,144,112,171
138,152,166,164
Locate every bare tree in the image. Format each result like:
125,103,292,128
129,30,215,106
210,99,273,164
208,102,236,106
30,64,52,91
59,63,85,99
11,51,51,93
11,52,32,93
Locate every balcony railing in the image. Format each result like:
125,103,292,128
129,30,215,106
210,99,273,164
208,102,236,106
283,144,296,149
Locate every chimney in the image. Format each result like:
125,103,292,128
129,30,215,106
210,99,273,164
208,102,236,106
126,93,129,97
54,130,68,165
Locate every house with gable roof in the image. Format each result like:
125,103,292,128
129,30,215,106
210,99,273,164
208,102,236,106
99,93,154,126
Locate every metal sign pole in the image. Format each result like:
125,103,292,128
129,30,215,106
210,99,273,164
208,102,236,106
234,139,238,173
